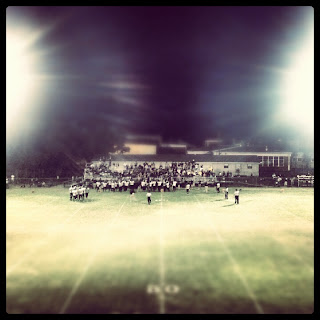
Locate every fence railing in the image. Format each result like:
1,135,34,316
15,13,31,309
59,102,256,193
297,175,314,187
7,175,313,188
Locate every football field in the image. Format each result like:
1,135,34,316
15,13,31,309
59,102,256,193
6,185,314,314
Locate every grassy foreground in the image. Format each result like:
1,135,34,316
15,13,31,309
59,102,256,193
6,185,314,314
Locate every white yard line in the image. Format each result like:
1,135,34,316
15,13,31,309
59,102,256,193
6,205,85,276
59,200,127,314
193,194,264,314
159,192,166,314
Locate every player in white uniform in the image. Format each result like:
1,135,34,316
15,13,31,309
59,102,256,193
124,180,129,192
146,191,152,205
234,189,240,204
78,185,83,201
172,180,177,191
130,179,135,194
72,186,78,201
69,185,73,201
85,186,89,199
81,185,86,200
119,180,123,192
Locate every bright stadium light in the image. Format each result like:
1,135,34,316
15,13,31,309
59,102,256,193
281,28,314,135
7,31,33,122
6,22,44,136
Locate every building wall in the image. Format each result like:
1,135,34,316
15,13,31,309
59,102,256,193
258,155,290,176
205,162,259,176
123,143,157,155
213,151,292,174
108,160,259,176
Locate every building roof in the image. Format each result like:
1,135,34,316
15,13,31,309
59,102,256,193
159,143,187,148
109,154,260,163
213,145,292,154
187,146,212,151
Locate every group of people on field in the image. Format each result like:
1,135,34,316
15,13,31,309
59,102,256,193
69,178,240,205
85,160,224,180
69,184,90,201
144,185,240,205
92,178,182,193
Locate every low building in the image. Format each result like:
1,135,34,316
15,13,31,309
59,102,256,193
123,143,157,155
119,134,162,155
108,154,260,176
204,138,223,148
187,146,212,155
157,143,187,154
213,145,292,177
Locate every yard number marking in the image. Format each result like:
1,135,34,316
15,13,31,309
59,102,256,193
147,284,180,295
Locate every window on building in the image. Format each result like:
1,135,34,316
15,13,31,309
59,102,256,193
224,164,229,168
268,156,274,167
247,164,252,169
262,156,268,167
279,156,284,167
274,156,279,167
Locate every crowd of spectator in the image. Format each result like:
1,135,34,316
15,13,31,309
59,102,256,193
81,160,238,192
84,160,234,182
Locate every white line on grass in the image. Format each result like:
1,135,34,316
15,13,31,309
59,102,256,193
193,194,264,314
159,192,166,314
59,200,127,314
6,205,85,276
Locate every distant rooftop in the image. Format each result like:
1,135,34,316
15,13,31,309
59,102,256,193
109,154,260,163
187,146,212,151
160,143,187,148
213,144,292,153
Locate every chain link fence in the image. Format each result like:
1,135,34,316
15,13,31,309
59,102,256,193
6,175,311,189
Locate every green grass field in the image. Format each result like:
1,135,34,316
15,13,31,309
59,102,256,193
6,185,314,314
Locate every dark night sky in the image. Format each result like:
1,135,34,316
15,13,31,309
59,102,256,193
6,6,314,161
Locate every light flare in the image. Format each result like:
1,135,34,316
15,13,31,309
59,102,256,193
281,28,314,135
6,30,39,127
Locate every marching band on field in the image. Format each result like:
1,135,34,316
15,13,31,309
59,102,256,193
69,184,90,201
68,177,235,206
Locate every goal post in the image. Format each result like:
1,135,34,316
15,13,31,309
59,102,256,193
297,175,314,187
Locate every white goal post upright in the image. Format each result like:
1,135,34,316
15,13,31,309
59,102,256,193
297,175,314,187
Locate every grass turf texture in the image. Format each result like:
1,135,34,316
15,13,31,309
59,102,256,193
6,186,314,314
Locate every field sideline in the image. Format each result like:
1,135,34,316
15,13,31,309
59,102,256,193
6,186,314,314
